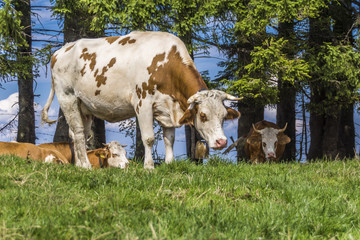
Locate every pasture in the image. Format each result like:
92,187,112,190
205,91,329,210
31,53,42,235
1,155,360,239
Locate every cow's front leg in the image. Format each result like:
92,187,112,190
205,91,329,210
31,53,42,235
60,98,92,169
163,127,175,164
137,110,155,169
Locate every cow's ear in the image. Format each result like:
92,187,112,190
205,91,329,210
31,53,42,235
279,135,291,144
225,107,240,120
246,136,261,145
179,108,196,125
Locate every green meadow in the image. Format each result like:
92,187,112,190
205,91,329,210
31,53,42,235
1,155,360,239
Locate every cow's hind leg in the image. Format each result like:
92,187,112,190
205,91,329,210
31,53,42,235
137,106,155,169
59,97,92,169
163,127,175,164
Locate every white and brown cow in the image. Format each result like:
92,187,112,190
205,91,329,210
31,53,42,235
42,31,241,169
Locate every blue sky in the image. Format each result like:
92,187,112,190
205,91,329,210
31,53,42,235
0,0,278,161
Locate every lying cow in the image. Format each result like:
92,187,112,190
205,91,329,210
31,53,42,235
0,141,68,164
245,120,291,163
38,141,74,164
38,141,129,168
42,31,242,169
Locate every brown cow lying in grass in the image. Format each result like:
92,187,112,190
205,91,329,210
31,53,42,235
0,142,68,164
38,141,129,169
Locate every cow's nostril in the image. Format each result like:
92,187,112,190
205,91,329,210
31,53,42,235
216,139,227,148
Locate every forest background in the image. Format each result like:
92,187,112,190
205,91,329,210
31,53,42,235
1,0,360,162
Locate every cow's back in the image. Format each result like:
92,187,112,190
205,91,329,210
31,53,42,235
0,142,41,160
38,142,72,163
51,31,197,122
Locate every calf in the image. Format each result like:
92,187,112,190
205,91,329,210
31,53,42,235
245,120,291,163
0,142,68,164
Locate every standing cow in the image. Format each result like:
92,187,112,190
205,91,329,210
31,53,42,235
42,31,242,169
245,120,291,163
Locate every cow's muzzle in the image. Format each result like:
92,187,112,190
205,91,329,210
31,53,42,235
214,139,227,149
267,152,276,159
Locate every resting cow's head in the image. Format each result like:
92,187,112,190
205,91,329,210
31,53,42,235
101,141,129,168
179,90,241,149
247,123,291,161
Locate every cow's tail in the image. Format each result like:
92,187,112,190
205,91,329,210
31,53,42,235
41,82,57,125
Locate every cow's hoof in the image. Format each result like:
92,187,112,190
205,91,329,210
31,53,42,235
144,164,155,170
76,162,92,169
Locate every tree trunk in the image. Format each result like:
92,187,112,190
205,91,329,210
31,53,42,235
337,105,355,158
53,109,70,142
89,117,106,149
322,111,341,159
15,0,35,143
134,117,145,162
307,91,325,160
277,21,296,161
185,125,202,162
307,9,335,160
331,0,355,158
237,99,264,162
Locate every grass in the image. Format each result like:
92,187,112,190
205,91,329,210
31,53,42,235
1,155,360,239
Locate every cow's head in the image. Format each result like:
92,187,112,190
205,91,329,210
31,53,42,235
100,141,129,168
179,90,241,149
247,123,291,161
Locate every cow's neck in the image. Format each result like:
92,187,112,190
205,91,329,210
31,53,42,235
174,69,208,111
149,45,208,112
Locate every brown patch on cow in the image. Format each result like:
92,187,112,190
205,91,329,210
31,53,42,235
51,54,58,69
144,45,208,111
65,44,74,52
200,112,208,122
80,64,87,76
119,37,136,45
139,100,142,107
94,69,99,77
80,48,97,71
105,36,120,44
95,57,117,87
95,90,101,96
147,53,165,74
96,75,106,87
136,105,139,114
108,57,116,68
136,85,142,98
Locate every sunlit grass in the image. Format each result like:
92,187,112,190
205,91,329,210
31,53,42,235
1,155,360,239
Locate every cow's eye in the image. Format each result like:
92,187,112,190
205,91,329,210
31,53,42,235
274,141,278,148
262,142,266,148
200,112,208,122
